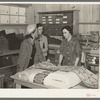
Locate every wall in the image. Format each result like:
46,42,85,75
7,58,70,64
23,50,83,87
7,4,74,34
26,4,100,35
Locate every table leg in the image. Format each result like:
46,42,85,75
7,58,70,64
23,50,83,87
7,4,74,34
16,84,21,88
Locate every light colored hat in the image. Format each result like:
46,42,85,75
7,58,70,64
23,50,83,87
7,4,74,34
27,24,36,35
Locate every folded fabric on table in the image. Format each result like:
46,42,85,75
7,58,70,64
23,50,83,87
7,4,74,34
34,62,59,71
16,62,98,89
16,66,46,81
59,65,80,72
43,71,81,89
72,66,98,89
34,62,79,71
16,63,81,88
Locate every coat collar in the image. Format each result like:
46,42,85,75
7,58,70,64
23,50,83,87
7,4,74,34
26,38,33,45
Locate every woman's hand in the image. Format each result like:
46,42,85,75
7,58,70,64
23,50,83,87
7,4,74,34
46,59,50,63
57,64,61,67
74,57,80,66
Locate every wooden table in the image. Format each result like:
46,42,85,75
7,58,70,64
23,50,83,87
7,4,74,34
10,75,88,89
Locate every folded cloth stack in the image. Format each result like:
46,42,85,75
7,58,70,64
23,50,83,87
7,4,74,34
34,62,80,72
34,62,59,71
59,65,80,72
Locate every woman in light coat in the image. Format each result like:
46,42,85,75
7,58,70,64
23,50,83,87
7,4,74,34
17,24,46,72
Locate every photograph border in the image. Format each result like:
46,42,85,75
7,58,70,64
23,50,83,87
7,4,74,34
0,1,100,98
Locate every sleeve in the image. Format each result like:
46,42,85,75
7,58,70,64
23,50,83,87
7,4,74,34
17,40,27,71
75,40,82,58
60,41,64,54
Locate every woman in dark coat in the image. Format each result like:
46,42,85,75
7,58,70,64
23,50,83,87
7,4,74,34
58,26,82,66
17,24,46,72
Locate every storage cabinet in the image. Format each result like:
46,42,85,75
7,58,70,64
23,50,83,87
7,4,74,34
0,5,27,24
38,10,79,37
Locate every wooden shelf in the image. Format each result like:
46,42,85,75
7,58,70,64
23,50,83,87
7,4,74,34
0,14,26,16
38,10,79,14
0,64,17,70
0,24,28,26
0,50,19,57
0,24,28,29
78,22,100,25
0,4,32,7
86,63,99,66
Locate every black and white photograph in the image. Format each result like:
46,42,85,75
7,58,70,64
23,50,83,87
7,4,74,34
0,2,100,97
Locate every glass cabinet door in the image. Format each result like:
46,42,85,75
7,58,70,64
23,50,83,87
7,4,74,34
19,16,26,24
19,7,26,15
10,6,18,15
0,15,9,24
0,5,27,25
0,5,9,14
10,16,18,24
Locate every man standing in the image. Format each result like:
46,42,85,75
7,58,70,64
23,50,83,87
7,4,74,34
37,23,48,59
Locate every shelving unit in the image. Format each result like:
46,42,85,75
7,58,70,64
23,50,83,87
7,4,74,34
38,10,79,37
86,53,99,74
0,64,17,70
0,50,19,88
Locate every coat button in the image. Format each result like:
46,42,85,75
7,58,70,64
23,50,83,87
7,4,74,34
68,63,70,65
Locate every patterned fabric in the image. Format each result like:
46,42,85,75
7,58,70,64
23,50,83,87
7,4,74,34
17,61,98,89
34,62,98,88
72,66,98,89
59,65,79,72
60,37,81,66
34,62,59,71
33,70,52,84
